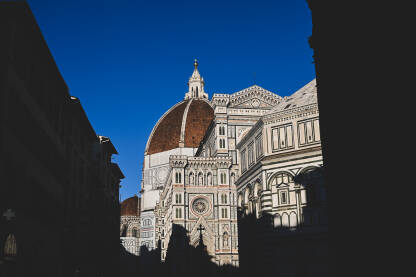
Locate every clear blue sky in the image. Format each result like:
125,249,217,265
26,0,314,201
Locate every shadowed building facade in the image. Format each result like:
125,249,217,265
0,2,124,276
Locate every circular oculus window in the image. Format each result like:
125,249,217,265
192,198,209,214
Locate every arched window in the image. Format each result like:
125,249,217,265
238,193,244,208
221,194,227,204
219,126,225,135
300,167,323,204
121,225,127,236
132,228,138,238
3,234,17,257
220,173,227,184
289,212,298,228
175,193,182,204
282,213,289,228
274,214,281,228
196,87,199,97
221,208,228,218
268,172,294,206
219,139,226,148
175,172,182,183
175,208,182,218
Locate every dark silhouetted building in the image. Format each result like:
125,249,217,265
0,2,124,277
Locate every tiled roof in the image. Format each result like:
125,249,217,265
184,100,214,148
147,99,214,155
121,195,139,216
270,79,317,112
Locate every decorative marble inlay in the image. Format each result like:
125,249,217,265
192,198,209,214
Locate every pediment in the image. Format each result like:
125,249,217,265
232,97,274,109
229,85,282,108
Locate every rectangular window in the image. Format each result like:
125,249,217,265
306,121,313,143
248,142,254,165
298,122,306,145
272,128,279,149
241,149,247,172
286,125,293,147
272,124,294,151
231,150,237,165
313,119,321,142
255,134,263,159
280,191,287,204
298,118,320,146
279,127,285,148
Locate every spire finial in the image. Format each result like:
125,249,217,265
194,59,198,69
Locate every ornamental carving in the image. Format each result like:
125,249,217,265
192,198,209,214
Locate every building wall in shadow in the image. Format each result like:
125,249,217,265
0,2,123,277
237,167,329,277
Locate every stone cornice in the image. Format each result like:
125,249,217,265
235,160,263,187
263,103,319,125
169,155,188,168
187,156,232,169
261,146,322,164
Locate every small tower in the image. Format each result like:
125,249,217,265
185,59,209,100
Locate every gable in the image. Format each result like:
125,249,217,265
232,97,275,109
228,85,282,108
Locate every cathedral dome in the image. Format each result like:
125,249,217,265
120,195,139,216
146,99,214,155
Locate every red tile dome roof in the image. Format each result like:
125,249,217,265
120,195,139,216
146,99,214,155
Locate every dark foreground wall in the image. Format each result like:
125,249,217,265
0,2,123,277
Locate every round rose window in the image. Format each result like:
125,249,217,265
192,198,209,214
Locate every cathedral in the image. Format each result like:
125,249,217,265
120,60,327,269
